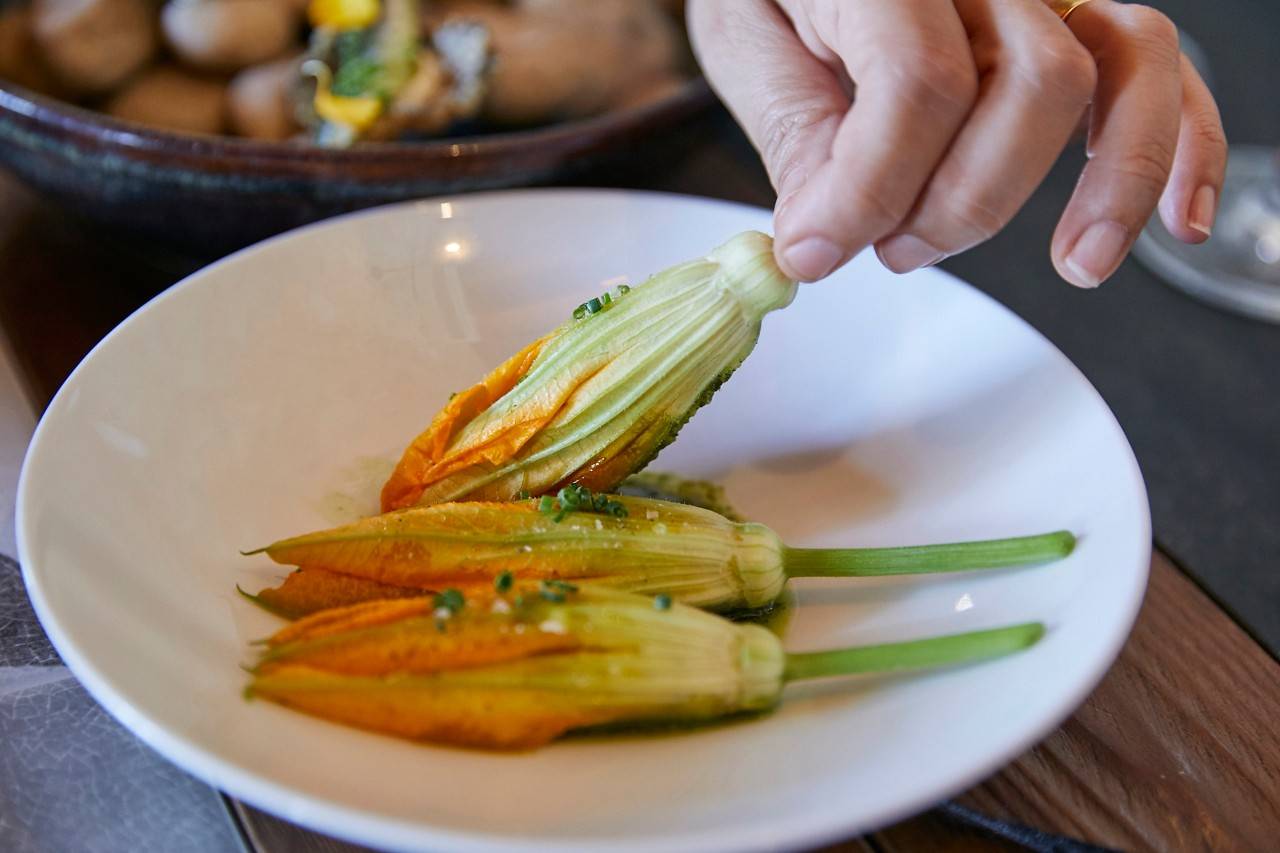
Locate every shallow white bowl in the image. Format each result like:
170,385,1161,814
18,190,1150,852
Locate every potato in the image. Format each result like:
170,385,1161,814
161,0,299,73
442,0,678,125
32,0,158,95
0,7,63,95
228,54,302,141
0,7,32,81
105,65,228,135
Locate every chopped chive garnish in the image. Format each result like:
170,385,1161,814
536,483,627,523
538,578,579,603
654,594,672,611
433,588,464,633
495,571,514,593
572,283,631,319
433,588,465,614
516,489,530,500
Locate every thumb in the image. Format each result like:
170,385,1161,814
688,0,850,279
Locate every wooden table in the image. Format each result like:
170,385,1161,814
3,106,1278,850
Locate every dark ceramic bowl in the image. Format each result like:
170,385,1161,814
0,64,712,255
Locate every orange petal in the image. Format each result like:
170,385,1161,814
258,502,607,590
381,335,550,511
252,568,429,619
251,664,612,750
260,612,581,677
267,596,436,645
264,583,495,642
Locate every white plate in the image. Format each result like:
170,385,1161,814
18,190,1150,852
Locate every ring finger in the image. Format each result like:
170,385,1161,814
1051,0,1185,288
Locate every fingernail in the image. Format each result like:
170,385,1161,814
875,234,946,274
781,237,844,282
1188,185,1216,237
1064,221,1130,288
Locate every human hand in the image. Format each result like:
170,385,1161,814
688,0,1226,287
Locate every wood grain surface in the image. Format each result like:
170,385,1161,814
843,552,1280,852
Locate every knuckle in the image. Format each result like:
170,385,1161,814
1122,5,1180,41
844,180,912,232
1108,141,1177,193
1187,110,1227,152
1015,39,1097,104
758,96,838,179
880,46,979,114
938,194,1006,242
1114,6,1180,64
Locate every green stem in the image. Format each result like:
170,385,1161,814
783,530,1074,578
783,622,1044,682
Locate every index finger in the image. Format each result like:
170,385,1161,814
772,0,979,281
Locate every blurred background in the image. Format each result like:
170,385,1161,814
0,0,706,250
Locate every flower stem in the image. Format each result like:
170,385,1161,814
783,622,1044,682
783,530,1074,578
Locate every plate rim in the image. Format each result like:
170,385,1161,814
16,188,1152,853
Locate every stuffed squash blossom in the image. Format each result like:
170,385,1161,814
380,231,797,511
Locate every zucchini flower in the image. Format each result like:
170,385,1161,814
245,584,1044,750
243,492,1075,617
379,232,797,512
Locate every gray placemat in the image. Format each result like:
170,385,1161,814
1,556,58,667
0,555,245,853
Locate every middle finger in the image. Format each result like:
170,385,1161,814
876,0,1097,273
773,0,979,281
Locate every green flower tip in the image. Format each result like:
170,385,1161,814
708,231,798,317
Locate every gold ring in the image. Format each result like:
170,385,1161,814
1043,0,1096,21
